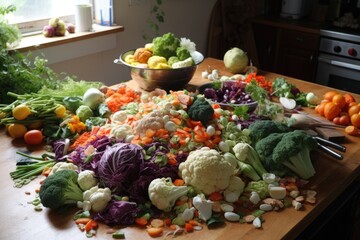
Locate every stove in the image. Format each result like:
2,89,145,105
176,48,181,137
315,26,360,94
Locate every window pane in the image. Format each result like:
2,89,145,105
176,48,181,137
3,0,91,24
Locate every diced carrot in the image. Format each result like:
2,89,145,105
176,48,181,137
171,99,181,106
173,179,185,186
194,134,206,143
185,223,194,232
135,217,148,227
156,128,169,138
213,112,221,119
204,140,215,148
188,220,200,226
35,188,40,193
90,126,100,134
141,136,153,145
39,178,45,184
85,220,97,232
182,127,192,132
209,191,223,201
212,103,221,109
75,218,92,225
169,224,178,230
145,128,156,138
146,227,163,237
212,135,222,144
190,120,203,126
168,157,177,165
150,219,164,228
171,117,182,126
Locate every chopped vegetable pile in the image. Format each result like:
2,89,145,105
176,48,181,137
2,71,347,238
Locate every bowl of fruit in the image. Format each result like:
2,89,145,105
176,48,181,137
115,33,204,91
199,80,258,112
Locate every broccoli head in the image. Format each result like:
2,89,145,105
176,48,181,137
39,170,84,209
272,130,318,179
176,46,191,61
152,32,181,59
187,97,214,125
248,120,289,145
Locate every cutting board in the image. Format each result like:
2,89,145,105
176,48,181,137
314,127,345,142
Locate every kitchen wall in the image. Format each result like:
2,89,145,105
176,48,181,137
48,0,217,86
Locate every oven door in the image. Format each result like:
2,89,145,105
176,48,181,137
316,53,360,94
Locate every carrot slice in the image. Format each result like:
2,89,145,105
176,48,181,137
209,191,223,201
75,218,92,225
135,217,148,227
173,179,185,186
85,220,97,232
147,227,163,237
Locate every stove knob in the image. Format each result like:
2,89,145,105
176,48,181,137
348,48,357,57
334,46,342,53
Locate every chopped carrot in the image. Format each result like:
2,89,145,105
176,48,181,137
35,188,40,193
75,218,92,225
173,179,185,186
212,103,221,109
146,227,163,237
85,220,97,232
189,120,203,127
150,219,164,228
156,128,169,138
171,117,182,126
188,220,200,226
175,200,187,206
135,217,148,227
209,191,223,201
145,128,156,138
194,134,206,143
185,223,194,232
141,136,153,145
169,224,178,231
168,157,178,165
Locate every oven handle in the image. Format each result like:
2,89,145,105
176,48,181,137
318,57,360,71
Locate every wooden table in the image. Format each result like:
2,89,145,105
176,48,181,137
1,58,360,240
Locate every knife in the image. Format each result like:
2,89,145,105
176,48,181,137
313,136,346,152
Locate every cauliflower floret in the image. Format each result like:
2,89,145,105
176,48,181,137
110,123,134,141
133,47,153,64
50,162,78,175
147,56,171,69
223,176,245,203
111,110,128,123
82,186,112,212
134,110,165,136
178,147,236,195
77,170,98,191
148,177,188,212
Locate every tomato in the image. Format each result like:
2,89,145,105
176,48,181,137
24,129,43,145
350,113,360,128
12,104,31,120
7,123,27,139
348,104,360,117
332,94,346,110
339,115,350,126
333,117,341,125
324,102,341,121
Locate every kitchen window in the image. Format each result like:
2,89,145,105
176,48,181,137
3,0,93,35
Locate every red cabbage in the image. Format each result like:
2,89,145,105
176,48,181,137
94,200,139,225
97,143,145,194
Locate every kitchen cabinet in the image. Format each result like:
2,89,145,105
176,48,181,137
251,16,322,82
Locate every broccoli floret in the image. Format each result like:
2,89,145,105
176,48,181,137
248,120,289,145
255,132,290,177
187,97,214,125
176,46,191,61
168,56,180,66
272,130,318,179
39,170,84,209
152,32,181,59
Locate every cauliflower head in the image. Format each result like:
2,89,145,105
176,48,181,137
178,147,236,195
83,186,112,212
50,162,78,175
77,170,98,191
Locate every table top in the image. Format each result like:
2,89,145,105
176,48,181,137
1,58,360,240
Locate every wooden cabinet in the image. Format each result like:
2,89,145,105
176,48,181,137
251,17,321,82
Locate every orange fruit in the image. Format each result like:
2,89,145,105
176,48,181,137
315,102,326,116
348,104,360,117
343,93,356,104
351,113,360,128
332,94,346,110
323,91,338,102
324,102,341,121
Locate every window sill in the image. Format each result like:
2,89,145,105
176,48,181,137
9,25,124,65
11,24,124,53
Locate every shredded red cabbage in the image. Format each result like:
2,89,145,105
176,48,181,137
94,200,139,225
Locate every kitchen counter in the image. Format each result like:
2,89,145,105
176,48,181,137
1,58,360,240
